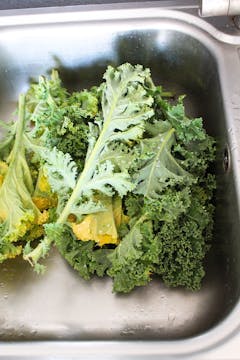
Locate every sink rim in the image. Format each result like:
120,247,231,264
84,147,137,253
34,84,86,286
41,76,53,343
0,2,239,45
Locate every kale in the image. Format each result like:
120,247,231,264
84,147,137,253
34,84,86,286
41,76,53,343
55,228,112,279
0,64,216,294
107,82,216,293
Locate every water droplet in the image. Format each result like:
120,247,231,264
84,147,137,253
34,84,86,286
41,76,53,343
230,145,238,152
231,93,240,105
144,324,151,330
120,328,135,336
168,312,176,322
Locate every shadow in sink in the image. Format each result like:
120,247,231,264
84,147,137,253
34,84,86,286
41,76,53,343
0,24,239,342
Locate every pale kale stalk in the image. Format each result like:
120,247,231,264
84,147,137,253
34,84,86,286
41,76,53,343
24,63,154,272
0,95,41,262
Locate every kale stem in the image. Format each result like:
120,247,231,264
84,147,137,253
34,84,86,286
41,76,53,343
9,94,26,162
56,78,126,224
161,91,174,98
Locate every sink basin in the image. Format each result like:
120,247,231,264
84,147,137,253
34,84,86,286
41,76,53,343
0,3,240,358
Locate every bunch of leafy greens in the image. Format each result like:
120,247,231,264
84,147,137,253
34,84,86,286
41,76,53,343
0,63,215,293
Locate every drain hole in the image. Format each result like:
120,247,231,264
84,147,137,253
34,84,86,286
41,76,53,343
223,147,230,173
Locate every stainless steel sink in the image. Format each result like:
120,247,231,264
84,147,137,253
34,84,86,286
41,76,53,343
0,3,240,358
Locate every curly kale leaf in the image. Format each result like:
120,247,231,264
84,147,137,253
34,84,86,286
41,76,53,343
108,88,216,293
57,63,154,222
0,120,17,160
26,70,97,172
15,64,216,294
109,181,214,292
134,121,192,198
108,218,158,293
26,70,68,136
99,143,138,173
83,160,134,197
49,89,98,171
25,63,154,268
54,120,89,172
101,64,153,141
41,147,77,193
23,223,63,273
166,96,206,143
0,95,40,262
0,95,39,230
108,189,192,292
143,187,191,222
154,199,214,290
55,227,112,279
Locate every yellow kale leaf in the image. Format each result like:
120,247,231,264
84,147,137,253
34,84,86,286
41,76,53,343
72,196,128,246
37,172,52,193
32,169,57,211
32,196,57,211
